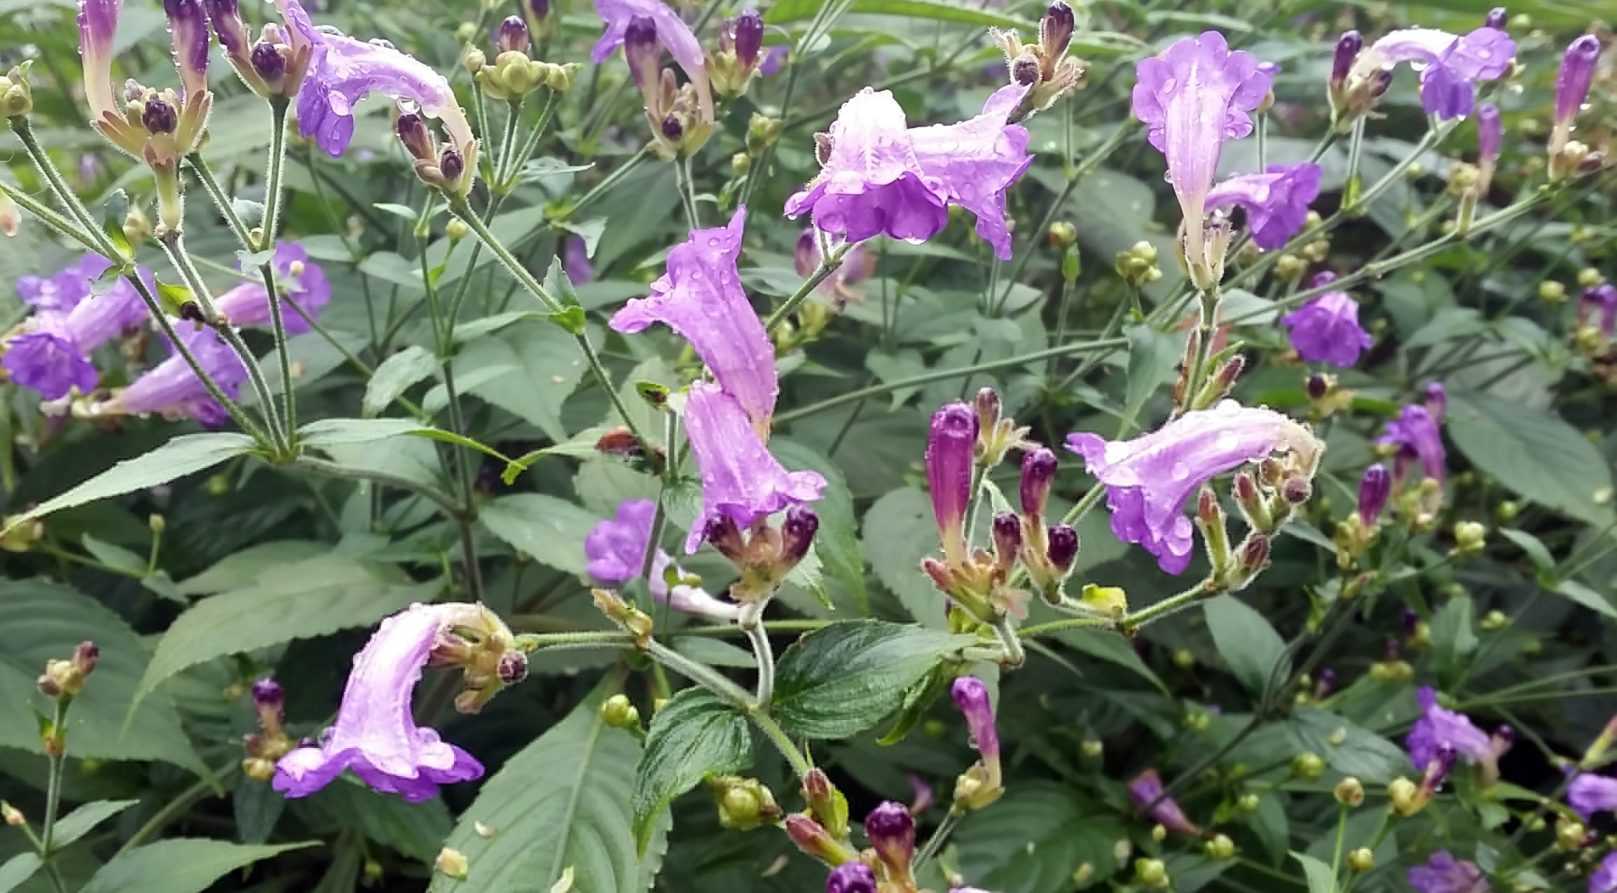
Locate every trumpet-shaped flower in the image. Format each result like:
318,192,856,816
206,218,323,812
1378,400,1446,483
212,243,332,334
1204,162,1322,250
1407,851,1489,893
105,325,247,426
1347,26,1514,121
1406,686,1492,771
1568,772,1617,820
592,0,712,122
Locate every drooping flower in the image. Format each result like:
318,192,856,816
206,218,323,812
951,676,1000,765
906,83,1035,259
1127,768,1201,835
272,603,486,801
103,325,248,426
213,243,332,334
1065,401,1322,574
1569,772,1617,820
17,254,112,313
1407,850,1490,893
1594,852,1617,893
1,318,100,400
794,228,874,305
1204,162,1323,250
1406,686,1492,772
1378,400,1446,483
1346,26,1515,121
592,0,712,122
1131,31,1274,287
1280,273,1372,367
681,382,825,553
610,207,777,429
563,236,595,285
926,403,979,565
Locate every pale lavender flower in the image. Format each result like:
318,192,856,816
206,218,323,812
272,603,485,801
1569,773,1617,820
682,382,825,553
1406,686,1491,771
1204,162,1323,250
4,263,152,400
1,318,100,400
1280,277,1372,367
18,254,113,313
60,272,151,349
1127,768,1200,835
1476,102,1502,193
106,325,247,426
1131,32,1274,274
760,46,788,77
563,236,594,285
950,676,999,763
1065,401,1321,574
592,0,712,122
1350,27,1515,120
826,863,877,893
1378,400,1446,483
585,498,740,620
907,83,1035,259
1555,36,1601,127
1594,853,1617,893
610,207,777,429
213,243,332,334
1407,851,1489,893
926,403,979,564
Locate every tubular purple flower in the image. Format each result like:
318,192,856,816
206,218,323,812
1358,464,1392,525
1406,686,1492,772
583,498,741,620
1204,162,1323,250
1065,401,1322,575
1131,31,1274,272
1595,853,1617,893
1379,403,1446,483
863,802,915,875
1555,36,1601,126
1,319,100,400
592,0,713,122
610,207,777,430
759,45,788,77
926,402,979,564
163,0,210,98
17,254,112,314
1331,31,1362,88
1476,102,1502,192
906,83,1035,260
1280,289,1372,367
950,676,1000,763
107,325,247,426
272,603,485,801
826,863,877,893
1423,381,1447,418
1127,769,1200,835
1407,851,1488,893
729,8,763,70
212,243,332,334
622,16,661,91
1569,773,1617,820
205,0,251,65
1349,27,1515,120
1020,447,1058,518
681,383,826,554
77,0,122,126
563,236,595,284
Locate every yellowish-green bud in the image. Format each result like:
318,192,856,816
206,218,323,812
1173,648,1195,670
1047,220,1077,249
1134,858,1169,889
1,802,23,827
1081,738,1104,759
1453,520,1487,554
1481,609,1508,631
731,152,751,176
1237,792,1261,813
0,64,33,118
1204,833,1236,860
1334,776,1365,807
600,694,641,730
435,847,470,879
1292,752,1325,780
1388,777,1421,816
1347,848,1374,872
1578,267,1605,288
1555,817,1586,850
1151,823,1167,842
446,219,470,241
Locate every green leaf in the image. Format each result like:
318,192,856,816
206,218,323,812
1204,595,1290,697
1049,628,1170,695
298,417,428,448
632,688,753,851
766,0,1032,29
299,781,451,862
771,621,973,739
2,433,256,531
1121,324,1180,431
1554,580,1617,621
479,493,602,575
428,320,584,443
50,800,139,851
1289,851,1336,893
133,556,439,713
363,346,438,417
174,540,326,595
1497,528,1555,577
771,440,867,612
955,784,1124,892
0,580,202,773
1429,595,1478,673
863,488,949,628
1446,391,1614,527
79,839,316,893
1287,709,1409,783
428,676,669,893
0,853,42,893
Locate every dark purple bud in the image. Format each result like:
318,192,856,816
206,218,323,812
863,801,915,874
439,147,464,182
1040,1,1075,59
1332,31,1362,86
730,8,763,69
660,114,684,142
1315,667,1337,697
495,15,530,54
1477,103,1502,163
825,862,876,893
974,386,1002,432
1484,6,1508,29
497,650,529,684
813,132,833,166
527,0,549,21
1369,68,1393,98
624,15,662,91
73,642,99,677
703,515,746,562
251,42,286,83
1282,476,1311,505
1019,447,1058,518
204,0,249,57
991,511,1022,566
1555,35,1601,126
1423,381,1447,418
950,676,1000,761
1046,524,1078,572
926,403,978,557
142,98,178,134
1426,743,1458,788
1011,52,1040,86
1357,464,1391,524
1197,487,1222,525
781,505,819,565
250,677,283,709
1306,373,1329,401
1401,608,1421,637
1239,535,1270,573
395,110,434,161
1492,724,1515,747
1308,270,1338,289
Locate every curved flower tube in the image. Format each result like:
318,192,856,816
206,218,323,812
1378,401,1446,483
1568,772,1617,820
907,83,1035,259
1347,26,1515,121
1203,162,1323,250
1407,851,1489,893
1406,686,1492,771
212,243,332,334
102,325,248,427
17,255,113,314
272,603,485,801
592,0,713,122
1065,401,1322,574
1,319,100,401
1127,768,1201,835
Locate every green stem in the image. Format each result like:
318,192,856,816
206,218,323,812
1120,580,1212,633
913,808,964,869
258,98,297,448
739,601,775,706
1018,615,1115,638
564,143,651,221
748,710,813,779
764,244,849,331
39,702,68,893
112,764,239,858
183,155,252,248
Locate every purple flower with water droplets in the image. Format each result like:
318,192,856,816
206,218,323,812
1556,36,1601,127
2,318,100,400
1280,285,1371,367
272,603,485,801
1407,851,1489,893
1351,27,1515,121
1378,400,1446,483
584,498,740,620
163,0,210,98
1205,162,1322,250
681,382,825,554
1065,401,1321,575
1594,852,1617,893
1568,772,1617,820
1127,768,1200,835
610,207,776,430
77,0,122,127
926,402,978,564
563,236,595,285
906,83,1035,259
592,0,712,122
107,325,247,426
1406,686,1492,772
213,242,332,334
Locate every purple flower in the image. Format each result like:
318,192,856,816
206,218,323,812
1582,284,1617,335
759,46,788,78
1281,289,1372,367
213,243,332,334
906,83,1035,259
77,0,122,126
18,254,113,313
1378,402,1446,483
1406,686,1492,772
272,603,485,801
826,863,876,893
926,403,979,564
950,676,999,763
794,229,874,304
1065,401,1322,575
1204,162,1323,250
1,319,100,400
681,382,825,553
163,0,210,98
592,0,712,122
1594,853,1617,893
1351,27,1515,120
107,325,247,426
60,274,151,349
1358,464,1392,525
1476,103,1502,164
279,0,474,160
583,499,741,621
563,236,595,285
610,207,776,429
1127,769,1200,835
1132,32,1274,270
1407,851,1489,893
1569,773,1617,820
864,802,915,874
1556,36,1601,127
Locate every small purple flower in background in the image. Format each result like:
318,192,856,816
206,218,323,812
1358,464,1392,524
1204,162,1323,250
584,498,741,621
213,243,332,334
563,236,595,284
907,83,1035,260
1594,852,1617,893
1407,850,1489,893
1379,398,1446,483
1582,284,1617,336
1127,768,1201,835
1568,772,1617,820
1406,686,1492,772
272,603,485,801
759,46,789,78
18,254,113,313
1475,102,1502,194
610,207,777,430
592,0,712,122
794,229,874,305
3,258,154,401
1347,26,1515,121
825,862,876,893
681,382,826,553
1280,272,1372,367
1065,401,1322,574
1,318,100,400
103,325,248,427
926,403,979,564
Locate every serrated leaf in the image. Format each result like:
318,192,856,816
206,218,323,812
299,780,451,862
133,557,439,712
79,839,317,893
1446,391,1614,527
363,346,438,417
632,688,753,850
428,676,669,893
771,621,972,739
863,488,949,628
1204,595,1290,697
955,784,1124,892
479,493,600,575
50,799,139,851
428,321,584,443
175,540,326,595
772,439,867,612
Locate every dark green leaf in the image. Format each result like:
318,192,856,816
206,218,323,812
771,621,973,739
479,493,601,575
955,784,1124,892
0,853,41,893
1446,391,1614,527
1204,595,1290,697
1290,851,1335,893
50,800,139,851
363,346,438,417
78,839,316,893
633,688,753,850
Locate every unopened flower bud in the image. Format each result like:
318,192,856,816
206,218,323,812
142,98,178,134
974,386,1001,432
1453,520,1487,554
826,861,877,893
1048,220,1076,249
1011,53,1040,86
251,677,283,712
601,693,641,729
438,147,465,183
991,512,1022,568
712,776,780,831
781,505,819,566
495,15,529,54
1306,373,1330,401
1579,267,1605,288
446,218,469,240
1556,817,1586,850
72,641,99,678
1,802,22,827
1081,738,1103,759
729,8,763,69
864,801,915,875
395,111,435,161
1134,857,1169,889
1388,777,1420,816
1292,752,1325,779
1334,776,1365,807
0,190,17,238
1358,464,1391,525
1019,448,1058,518
1204,833,1236,860
1480,609,1508,631
801,768,850,839
1046,524,1078,573
1282,476,1311,505
434,847,469,880
496,650,528,684
1347,848,1374,872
